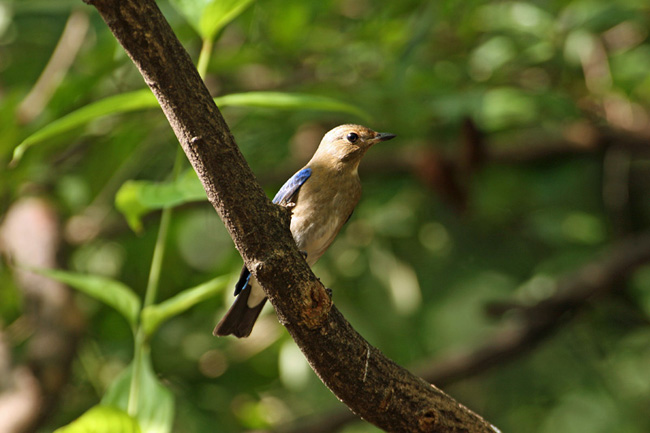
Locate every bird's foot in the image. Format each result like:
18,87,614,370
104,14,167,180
316,277,332,299
284,202,296,215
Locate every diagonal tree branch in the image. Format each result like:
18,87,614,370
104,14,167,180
81,0,498,431
423,233,650,385
273,232,650,433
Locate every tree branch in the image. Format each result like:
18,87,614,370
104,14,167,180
82,0,497,431
272,232,650,433
425,232,650,384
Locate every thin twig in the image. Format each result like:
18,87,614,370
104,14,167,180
17,10,89,124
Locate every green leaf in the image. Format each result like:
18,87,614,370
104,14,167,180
13,90,368,164
34,268,141,330
200,0,255,40
54,406,141,433
169,0,254,40
215,91,372,121
141,276,229,336
115,170,207,232
12,89,157,164
168,0,212,35
103,352,174,433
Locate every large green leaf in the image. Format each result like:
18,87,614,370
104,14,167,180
12,91,368,164
12,89,157,164
216,91,371,120
169,0,255,40
115,170,206,232
54,406,141,433
34,268,141,330
103,352,174,433
141,275,229,336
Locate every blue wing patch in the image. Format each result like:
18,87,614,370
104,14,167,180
234,267,252,296
233,168,311,297
272,168,311,205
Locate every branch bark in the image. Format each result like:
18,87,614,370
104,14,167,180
273,232,650,433
81,0,497,431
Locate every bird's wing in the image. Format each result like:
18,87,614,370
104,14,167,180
272,167,312,205
233,168,311,296
234,266,252,296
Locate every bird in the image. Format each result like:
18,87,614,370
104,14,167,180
213,124,396,338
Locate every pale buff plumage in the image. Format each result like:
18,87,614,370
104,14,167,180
214,124,396,337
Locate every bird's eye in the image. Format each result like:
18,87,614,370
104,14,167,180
346,132,359,143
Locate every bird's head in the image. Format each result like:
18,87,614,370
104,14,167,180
311,124,396,171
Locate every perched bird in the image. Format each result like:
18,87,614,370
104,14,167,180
214,124,396,338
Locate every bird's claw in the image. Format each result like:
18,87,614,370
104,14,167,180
284,202,296,215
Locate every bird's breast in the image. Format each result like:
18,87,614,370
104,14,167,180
289,172,361,264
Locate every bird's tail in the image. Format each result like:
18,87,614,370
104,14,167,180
213,288,267,338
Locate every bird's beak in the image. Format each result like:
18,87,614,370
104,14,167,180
373,132,396,143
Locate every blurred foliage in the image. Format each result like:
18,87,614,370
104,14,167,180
1,0,650,432
54,406,141,433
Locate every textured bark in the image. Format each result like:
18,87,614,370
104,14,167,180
272,234,650,433
82,0,498,431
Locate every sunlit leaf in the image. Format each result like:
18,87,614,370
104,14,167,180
103,352,174,433
216,91,371,121
12,89,157,164
141,276,229,336
170,0,254,40
200,0,255,40
168,0,213,35
13,91,366,164
54,406,141,433
34,268,141,330
115,170,206,232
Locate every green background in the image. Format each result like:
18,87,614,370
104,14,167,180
2,0,650,432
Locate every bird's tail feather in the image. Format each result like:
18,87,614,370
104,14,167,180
213,288,266,338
